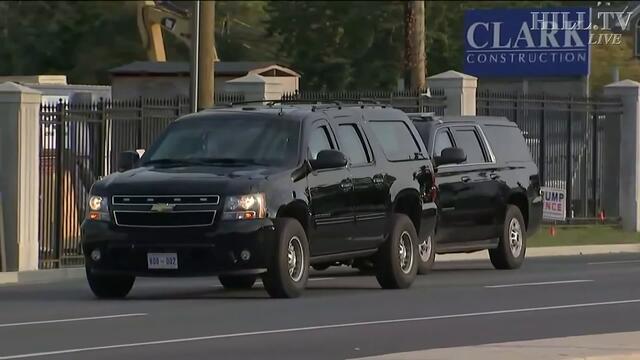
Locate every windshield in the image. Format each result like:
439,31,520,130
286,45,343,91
142,115,301,167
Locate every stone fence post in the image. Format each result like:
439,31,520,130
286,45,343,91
0,82,41,271
427,70,477,116
604,80,640,231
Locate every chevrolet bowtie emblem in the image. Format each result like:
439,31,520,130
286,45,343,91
150,203,175,212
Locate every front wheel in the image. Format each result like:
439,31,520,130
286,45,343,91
375,214,418,289
489,205,527,270
86,268,135,299
262,218,310,298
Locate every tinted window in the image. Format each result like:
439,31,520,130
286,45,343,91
434,129,454,156
336,124,370,165
308,126,334,160
143,116,300,167
453,128,487,164
483,125,532,162
370,121,422,161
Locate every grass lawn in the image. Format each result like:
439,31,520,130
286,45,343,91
528,225,640,247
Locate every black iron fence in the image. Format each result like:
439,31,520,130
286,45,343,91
477,90,623,222
281,88,447,115
38,94,244,269
37,89,622,268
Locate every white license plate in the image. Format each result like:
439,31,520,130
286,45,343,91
147,253,178,269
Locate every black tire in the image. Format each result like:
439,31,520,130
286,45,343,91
312,264,331,271
86,267,135,299
262,218,310,298
417,233,436,275
218,274,257,289
489,205,527,270
375,214,419,289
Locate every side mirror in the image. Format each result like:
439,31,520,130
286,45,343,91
435,147,466,166
309,149,348,170
117,151,140,172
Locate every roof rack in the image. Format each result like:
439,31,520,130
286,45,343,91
406,112,442,123
206,98,390,111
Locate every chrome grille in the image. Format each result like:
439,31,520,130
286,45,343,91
112,195,219,228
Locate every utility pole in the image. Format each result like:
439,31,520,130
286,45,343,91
189,1,200,113
198,0,216,110
404,1,426,90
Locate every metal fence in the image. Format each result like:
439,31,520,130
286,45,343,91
477,90,623,222
281,88,447,115
38,93,244,269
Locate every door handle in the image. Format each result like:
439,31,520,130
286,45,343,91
461,176,471,183
340,180,354,191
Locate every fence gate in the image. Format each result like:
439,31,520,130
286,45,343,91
477,90,623,222
38,94,243,269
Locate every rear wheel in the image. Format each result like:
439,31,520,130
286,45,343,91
417,234,435,275
262,218,310,298
375,214,418,289
218,274,257,289
86,268,135,299
489,205,526,270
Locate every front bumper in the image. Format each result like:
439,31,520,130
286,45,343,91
81,219,277,277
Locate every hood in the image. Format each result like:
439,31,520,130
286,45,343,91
92,165,285,195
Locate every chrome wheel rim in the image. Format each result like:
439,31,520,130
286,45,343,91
418,236,432,262
509,218,523,258
399,231,414,274
287,236,304,282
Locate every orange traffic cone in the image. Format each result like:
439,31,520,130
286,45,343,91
549,226,556,237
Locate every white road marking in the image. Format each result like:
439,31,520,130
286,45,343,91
485,280,593,288
0,313,147,329
2,299,640,359
588,259,640,265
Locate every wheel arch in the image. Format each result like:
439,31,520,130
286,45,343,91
392,189,422,235
507,191,529,230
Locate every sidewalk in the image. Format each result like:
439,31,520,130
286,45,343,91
0,244,639,286
436,244,640,262
350,331,640,360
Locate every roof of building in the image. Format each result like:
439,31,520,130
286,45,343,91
110,61,300,77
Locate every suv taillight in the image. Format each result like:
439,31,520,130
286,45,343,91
423,171,438,203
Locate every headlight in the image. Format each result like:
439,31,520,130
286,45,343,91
87,195,110,221
89,196,104,211
223,193,266,220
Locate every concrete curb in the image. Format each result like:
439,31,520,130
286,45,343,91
0,267,85,286
436,244,640,262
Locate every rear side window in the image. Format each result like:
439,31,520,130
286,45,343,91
369,121,421,161
336,124,370,165
453,128,488,164
483,124,532,163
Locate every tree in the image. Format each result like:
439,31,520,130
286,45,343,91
265,1,404,90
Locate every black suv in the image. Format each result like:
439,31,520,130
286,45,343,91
82,103,437,298
410,114,542,269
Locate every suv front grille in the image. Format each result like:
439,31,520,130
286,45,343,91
112,195,219,228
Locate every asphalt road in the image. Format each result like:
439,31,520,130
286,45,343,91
1,253,640,360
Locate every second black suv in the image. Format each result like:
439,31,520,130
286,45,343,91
82,103,437,298
410,114,542,269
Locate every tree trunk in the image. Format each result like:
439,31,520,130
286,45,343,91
404,1,426,90
198,0,216,109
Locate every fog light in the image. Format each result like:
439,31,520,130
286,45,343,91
90,249,101,262
240,250,251,261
